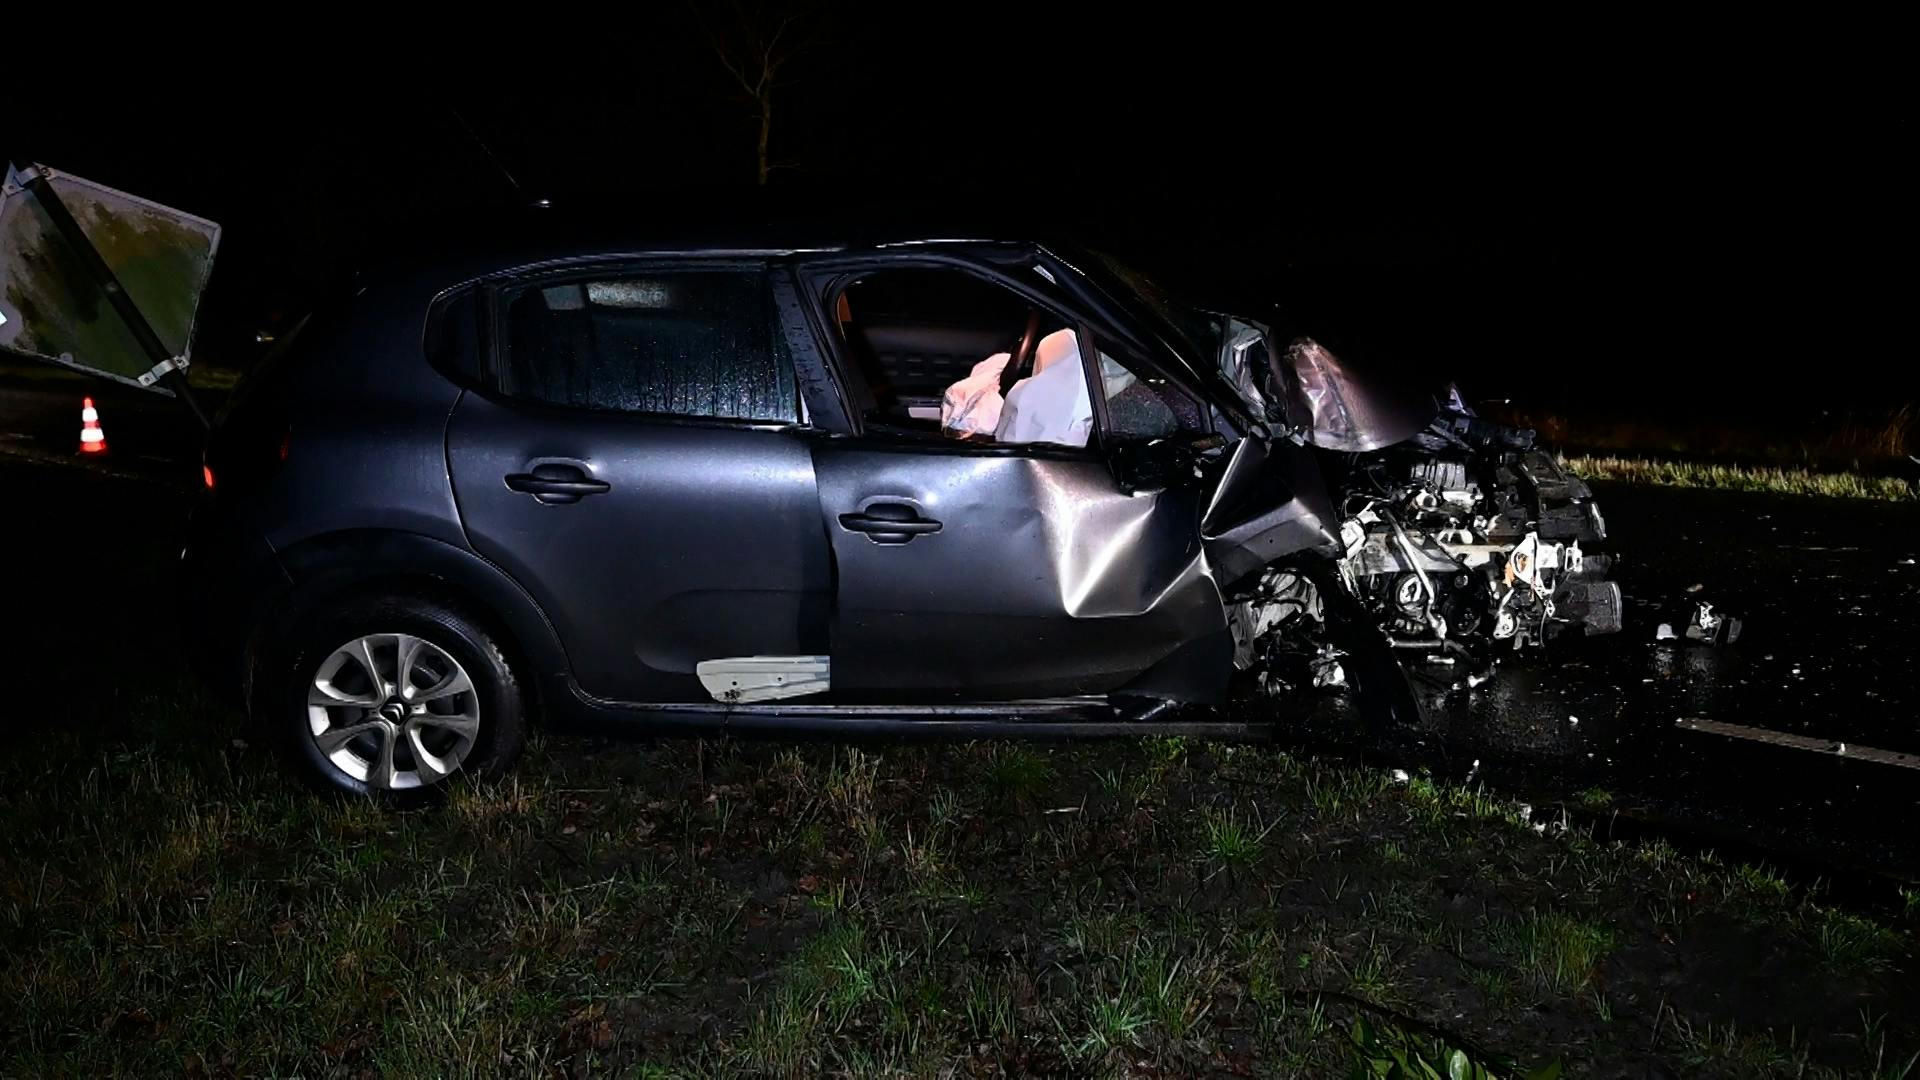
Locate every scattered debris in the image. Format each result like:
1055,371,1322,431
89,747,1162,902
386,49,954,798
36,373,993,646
1311,646,1348,689
1657,599,1742,645
1684,601,1742,645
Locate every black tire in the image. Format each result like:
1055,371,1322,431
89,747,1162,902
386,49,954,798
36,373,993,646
277,593,526,802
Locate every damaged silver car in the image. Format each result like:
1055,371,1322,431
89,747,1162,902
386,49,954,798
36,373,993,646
182,223,1621,796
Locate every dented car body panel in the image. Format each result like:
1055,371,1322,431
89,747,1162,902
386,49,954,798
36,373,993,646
812,445,1231,702
1275,338,1436,453
1199,436,1342,588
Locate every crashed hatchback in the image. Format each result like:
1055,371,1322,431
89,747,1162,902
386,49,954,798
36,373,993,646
182,218,1621,796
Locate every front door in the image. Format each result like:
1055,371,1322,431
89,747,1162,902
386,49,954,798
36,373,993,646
443,262,832,704
812,441,1222,701
802,256,1230,702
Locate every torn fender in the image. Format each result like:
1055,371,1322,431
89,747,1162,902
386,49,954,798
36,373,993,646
1200,436,1342,590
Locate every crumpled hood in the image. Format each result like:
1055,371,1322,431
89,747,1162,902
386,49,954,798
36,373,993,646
1214,319,1437,454
1277,337,1436,453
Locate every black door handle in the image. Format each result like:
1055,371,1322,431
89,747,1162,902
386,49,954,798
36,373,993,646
839,503,942,544
505,463,610,505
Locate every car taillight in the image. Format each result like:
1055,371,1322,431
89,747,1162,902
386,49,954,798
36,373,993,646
203,422,289,499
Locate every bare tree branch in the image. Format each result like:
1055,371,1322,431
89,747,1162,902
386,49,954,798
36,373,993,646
698,4,814,185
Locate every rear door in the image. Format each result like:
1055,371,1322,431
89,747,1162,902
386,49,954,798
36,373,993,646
442,261,832,704
799,254,1232,703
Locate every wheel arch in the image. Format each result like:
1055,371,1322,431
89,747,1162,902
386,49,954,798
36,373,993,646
251,529,572,726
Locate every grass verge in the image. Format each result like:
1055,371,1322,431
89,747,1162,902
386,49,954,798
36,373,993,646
1564,453,1915,502
4,716,1915,1076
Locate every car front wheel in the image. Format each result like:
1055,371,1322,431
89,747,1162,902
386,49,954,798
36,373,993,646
280,597,526,799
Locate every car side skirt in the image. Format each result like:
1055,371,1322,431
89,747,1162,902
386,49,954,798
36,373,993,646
545,677,1260,740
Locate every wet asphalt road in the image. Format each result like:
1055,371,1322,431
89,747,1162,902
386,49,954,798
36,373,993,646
3,376,1917,877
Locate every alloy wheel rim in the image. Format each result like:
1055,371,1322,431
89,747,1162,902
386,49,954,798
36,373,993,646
307,633,480,790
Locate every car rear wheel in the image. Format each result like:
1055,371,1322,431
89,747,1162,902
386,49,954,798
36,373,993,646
280,596,526,799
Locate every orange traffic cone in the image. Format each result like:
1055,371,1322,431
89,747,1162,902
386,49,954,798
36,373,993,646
78,396,109,456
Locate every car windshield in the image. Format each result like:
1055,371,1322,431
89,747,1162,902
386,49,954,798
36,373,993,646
1081,249,1222,360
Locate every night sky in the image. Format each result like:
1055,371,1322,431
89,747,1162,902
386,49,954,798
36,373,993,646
8,15,1910,415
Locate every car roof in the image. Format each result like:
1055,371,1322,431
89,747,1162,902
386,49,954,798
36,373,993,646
363,195,1067,287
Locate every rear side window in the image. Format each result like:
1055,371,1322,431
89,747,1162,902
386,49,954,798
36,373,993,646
497,267,798,422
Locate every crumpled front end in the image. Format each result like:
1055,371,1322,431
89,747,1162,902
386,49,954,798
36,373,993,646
1200,322,1624,703
1330,411,1624,659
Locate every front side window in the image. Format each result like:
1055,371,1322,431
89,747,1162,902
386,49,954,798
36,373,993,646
1094,341,1206,443
499,268,798,422
829,265,1094,449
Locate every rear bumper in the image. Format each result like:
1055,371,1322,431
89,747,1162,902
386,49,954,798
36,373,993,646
178,493,289,703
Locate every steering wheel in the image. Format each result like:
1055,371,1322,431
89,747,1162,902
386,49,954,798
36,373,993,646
998,308,1044,397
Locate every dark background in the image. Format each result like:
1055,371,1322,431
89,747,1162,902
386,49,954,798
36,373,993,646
6,14,1910,417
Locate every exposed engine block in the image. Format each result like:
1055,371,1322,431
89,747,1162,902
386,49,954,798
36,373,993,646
1338,448,1622,652
1408,459,1469,496
1223,407,1625,699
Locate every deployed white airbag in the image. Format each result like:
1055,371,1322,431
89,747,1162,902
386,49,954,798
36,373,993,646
939,352,1010,438
939,330,1092,447
995,330,1091,447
